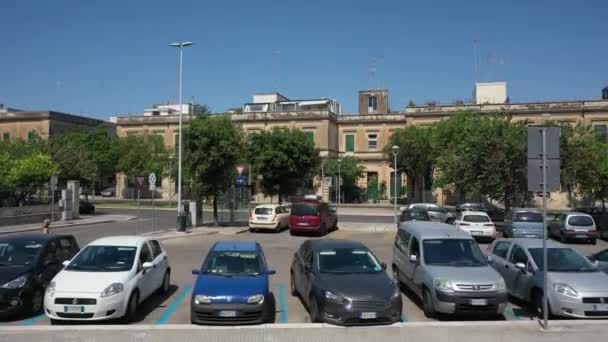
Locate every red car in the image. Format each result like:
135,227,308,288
289,200,338,236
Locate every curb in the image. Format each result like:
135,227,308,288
142,227,250,241
0,219,116,235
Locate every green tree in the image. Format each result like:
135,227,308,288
7,153,59,205
183,116,243,223
114,134,168,182
386,125,434,202
323,157,365,203
247,127,319,202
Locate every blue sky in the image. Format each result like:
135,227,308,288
1,0,606,119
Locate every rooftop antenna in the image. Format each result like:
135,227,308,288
473,40,479,82
370,55,384,89
273,49,281,92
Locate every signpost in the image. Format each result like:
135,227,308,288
136,176,145,235
149,173,157,233
527,126,560,330
50,175,58,224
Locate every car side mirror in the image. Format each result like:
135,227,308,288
487,255,494,263
514,262,526,272
62,260,70,267
142,262,154,270
409,255,417,263
381,262,387,270
267,269,276,275
192,268,200,275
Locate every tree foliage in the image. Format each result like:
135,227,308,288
247,127,319,202
323,157,365,202
114,134,168,179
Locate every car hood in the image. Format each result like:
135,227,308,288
317,272,396,300
511,222,544,231
549,271,608,292
53,270,130,293
0,266,32,285
193,274,268,299
425,265,502,284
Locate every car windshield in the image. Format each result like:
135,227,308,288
514,212,543,222
0,240,43,267
201,251,263,276
292,204,318,216
423,239,488,267
568,216,594,227
66,246,136,272
427,206,442,213
401,211,430,221
463,215,490,223
254,207,273,215
528,248,598,273
318,248,382,274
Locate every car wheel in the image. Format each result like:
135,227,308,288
50,319,63,325
275,224,281,233
289,229,296,236
158,271,170,294
290,272,298,297
560,232,568,243
124,291,139,323
532,290,552,319
422,289,436,319
309,296,320,323
392,267,401,285
320,224,327,236
31,289,43,314
591,239,597,245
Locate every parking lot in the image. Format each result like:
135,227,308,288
2,227,608,327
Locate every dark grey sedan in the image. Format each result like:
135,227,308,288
290,239,402,326
588,249,608,274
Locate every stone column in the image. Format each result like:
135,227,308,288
67,180,80,219
116,172,127,199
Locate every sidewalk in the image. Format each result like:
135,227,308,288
141,226,250,241
0,214,136,235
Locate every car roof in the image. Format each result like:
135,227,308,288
461,211,489,216
511,208,541,213
88,236,149,247
563,212,592,217
502,238,561,249
409,203,439,207
0,234,70,243
399,222,472,239
254,204,281,209
212,240,258,252
292,200,321,206
309,239,367,251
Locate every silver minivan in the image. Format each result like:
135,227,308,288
391,222,507,318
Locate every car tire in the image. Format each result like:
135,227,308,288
50,319,63,325
124,291,139,323
422,289,436,319
158,271,170,294
532,290,553,319
290,271,298,297
289,229,296,236
392,267,401,286
275,224,281,233
591,238,597,245
560,232,568,243
309,296,320,323
320,224,327,237
31,288,43,314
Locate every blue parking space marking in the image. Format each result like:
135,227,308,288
503,308,525,321
155,284,192,325
22,314,46,326
275,283,289,323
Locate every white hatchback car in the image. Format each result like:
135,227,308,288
44,236,170,323
454,211,497,242
249,204,290,232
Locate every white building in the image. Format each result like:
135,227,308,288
473,82,508,104
243,92,342,115
143,103,192,116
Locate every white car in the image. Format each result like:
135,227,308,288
44,236,170,323
454,211,496,242
249,204,290,232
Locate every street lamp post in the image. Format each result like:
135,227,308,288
337,158,342,204
170,41,193,231
392,145,400,225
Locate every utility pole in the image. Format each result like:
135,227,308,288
392,146,400,225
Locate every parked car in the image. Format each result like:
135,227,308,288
79,200,95,215
100,187,116,198
392,222,507,318
399,209,431,227
454,211,496,242
488,238,608,318
0,234,79,319
190,241,275,325
588,249,608,274
289,200,338,236
456,202,505,225
249,204,290,233
44,236,170,323
548,212,598,244
290,239,401,325
405,203,450,223
503,208,544,239
575,207,608,240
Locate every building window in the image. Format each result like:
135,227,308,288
367,134,378,151
2,132,9,141
595,125,607,140
305,131,314,143
368,96,377,112
345,134,355,152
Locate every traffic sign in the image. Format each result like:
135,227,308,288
50,175,58,190
236,165,245,176
149,173,156,186
236,175,246,187
136,176,145,188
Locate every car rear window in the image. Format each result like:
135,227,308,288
568,215,594,227
291,204,319,216
514,212,543,222
427,206,442,212
463,215,490,223
254,207,273,215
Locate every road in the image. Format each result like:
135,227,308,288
2,219,608,327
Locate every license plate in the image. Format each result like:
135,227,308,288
299,222,309,226
470,299,488,306
218,310,237,317
576,235,588,238
256,216,267,221
64,305,84,313
360,312,377,319
525,234,536,238
471,231,483,235
593,304,608,311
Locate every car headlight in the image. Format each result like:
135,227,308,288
194,294,211,305
46,281,56,297
496,278,506,292
324,290,348,304
434,279,455,293
100,283,124,298
1,274,28,289
553,283,578,298
247,294,265,304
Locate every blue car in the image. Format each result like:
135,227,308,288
504,209,544,238
190,241,276,325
